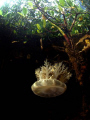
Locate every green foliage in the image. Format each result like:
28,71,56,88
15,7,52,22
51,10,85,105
36,23,41,30
22,7,28,16
36,23,42,33
42,19,46,28
17,12,25,17
79,0,90,11
28,1,33,9
0,10,3,16
0,0,90,40
59,0,65,6
17,7,28,17
13,30,17,34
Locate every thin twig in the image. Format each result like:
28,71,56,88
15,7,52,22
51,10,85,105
69,13,78,31
62,14,67,27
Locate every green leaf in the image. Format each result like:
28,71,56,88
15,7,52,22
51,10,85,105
66,0,73,6
78,24,82,27
42,19,46,28
0,10,3,16
55,0,63,11
36,24,41,30
22,7,27,16
50,11,54,16
22,22,24,26
71,27,75,34
13,30,17,34
75,30,79,33
28,1,33,9
44,7,48,12
23,41,27,44
59,0,65,6
37,30,41,33
58,5,63,11
3,12,10,17
17,12,25,17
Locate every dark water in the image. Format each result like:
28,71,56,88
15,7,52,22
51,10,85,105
0,24,90,120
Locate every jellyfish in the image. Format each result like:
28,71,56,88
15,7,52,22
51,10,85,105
31,60,72,97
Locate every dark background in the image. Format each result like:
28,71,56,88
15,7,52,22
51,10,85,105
0,25,90,120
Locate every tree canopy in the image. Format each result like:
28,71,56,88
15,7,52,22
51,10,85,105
0,0,90,41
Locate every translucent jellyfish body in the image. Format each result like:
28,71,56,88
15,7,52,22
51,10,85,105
31,60,72,97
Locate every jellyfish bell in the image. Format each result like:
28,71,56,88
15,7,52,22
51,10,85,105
31,79,67,97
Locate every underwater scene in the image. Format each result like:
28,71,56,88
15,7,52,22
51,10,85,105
0,0,90,119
